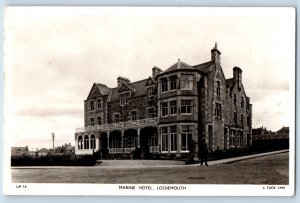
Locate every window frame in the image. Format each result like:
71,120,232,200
180,74,193,90
161,77,168,93
84,135,89,149
161,101,168,117
181,100,192,115
90,117,95,126
161,127,169,152
90,134,96,149
169,100,177,115
131,110,137,121
170,126,177,152
181,125,192,152
169,75,177,91
114,113,120,123
90,100,95,111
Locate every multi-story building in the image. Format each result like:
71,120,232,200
74,44,252,158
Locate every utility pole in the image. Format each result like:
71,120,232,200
52,133,55,150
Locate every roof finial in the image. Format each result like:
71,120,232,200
177,58,180,69
215,42,218,49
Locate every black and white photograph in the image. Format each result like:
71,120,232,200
3,7,295,196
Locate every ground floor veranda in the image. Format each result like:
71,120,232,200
74,121,252,158
74,123,199,157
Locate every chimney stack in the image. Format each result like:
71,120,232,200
233,66,242,88
117,76,130,88
211,42,221,66
152,66,162,78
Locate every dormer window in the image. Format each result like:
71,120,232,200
147,88,155,101
120,95,124,106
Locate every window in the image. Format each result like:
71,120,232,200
90,134,96,149
114,114,120,123
234,112,237,125
84,135,89,149
239,132,244,147
161,127,168,151
181,125,192,151
234,94,237,106
180,74,193,90
181,100,192,114
78,136,83,150
131,111,137,121
161,102,168,116
120,95,124,106
147,88,154,101
97,99,102,109
230,130,235,147
148,108,155,118
120,94,129,106
241,114,244,127
90,118,95,126
97,117,101,125
170,75,177,90
215,103,222,118
170,126,177,151
217,81,220,97
241,97,244,108
247,115,251,127
161,78,168,92
169,100,177,115
90,101,94,111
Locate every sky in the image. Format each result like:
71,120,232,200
4,7,295,150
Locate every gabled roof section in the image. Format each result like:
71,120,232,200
118,83,132,93
96,83,111,95
193,61,212,73
145,77,156,87
163,59,194,73
87,83,111,100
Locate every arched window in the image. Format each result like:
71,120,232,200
78,136,83,150
84,135,89,149
90,134,96,149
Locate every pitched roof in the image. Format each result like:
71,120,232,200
95,83,111,95
193,61,212,73
163,60,194,73
109,79,148,102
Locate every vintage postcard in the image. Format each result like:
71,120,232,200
3,7,295,196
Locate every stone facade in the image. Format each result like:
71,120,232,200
74,44,252,158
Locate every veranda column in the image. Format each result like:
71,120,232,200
121,130,124,149
137,128,140,148
107,131,110,149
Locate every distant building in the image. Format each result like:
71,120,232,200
75,44,253,158
11,146,29,157
252,126,289,150
36,148,49,157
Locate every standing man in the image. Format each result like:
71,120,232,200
200,138,210,166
